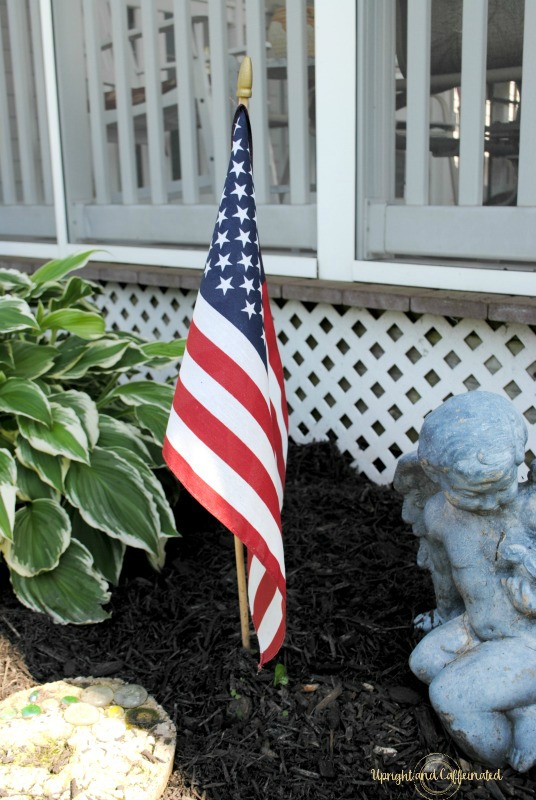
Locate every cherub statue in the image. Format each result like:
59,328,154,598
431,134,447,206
394,391,536,771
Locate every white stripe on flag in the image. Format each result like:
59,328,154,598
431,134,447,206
248,554,265,609
166,407,285,573
179,355,284,501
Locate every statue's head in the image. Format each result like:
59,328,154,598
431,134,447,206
417,391,527,512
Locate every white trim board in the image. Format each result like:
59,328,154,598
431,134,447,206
0,241,317,279
353,259,536,296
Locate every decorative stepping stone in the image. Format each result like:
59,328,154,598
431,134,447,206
0,677,176,800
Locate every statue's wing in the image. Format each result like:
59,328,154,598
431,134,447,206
393,451,440,508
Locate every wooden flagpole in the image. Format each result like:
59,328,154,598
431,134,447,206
233,56,253,652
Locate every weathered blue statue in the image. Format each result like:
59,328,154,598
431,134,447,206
394,391,536,771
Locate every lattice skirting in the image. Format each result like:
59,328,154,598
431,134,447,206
96,282,536,485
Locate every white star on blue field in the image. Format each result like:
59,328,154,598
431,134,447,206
200,108,268,366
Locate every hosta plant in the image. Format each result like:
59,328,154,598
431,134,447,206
0,251,185,624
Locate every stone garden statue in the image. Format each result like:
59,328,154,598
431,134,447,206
394,391,536,772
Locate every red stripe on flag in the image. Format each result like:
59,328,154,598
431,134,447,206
261,284,288,487
250,569,277,627
171,378,283,527
262,283,287,422
163,436,286,596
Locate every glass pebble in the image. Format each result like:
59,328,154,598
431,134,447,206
29,690,40,703
113,684,148,709
80,685,114,707
105,705,125,719
63,701,100,726
21,704,41,718
61,695,80,705
0,707,17,721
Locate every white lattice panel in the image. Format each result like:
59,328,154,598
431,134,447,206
96,283,536,484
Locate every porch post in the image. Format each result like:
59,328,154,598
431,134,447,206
315,0,356,280
38,0,68,252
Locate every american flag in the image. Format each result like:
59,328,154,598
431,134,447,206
163,105,288,666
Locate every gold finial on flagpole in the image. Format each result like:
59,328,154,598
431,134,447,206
236,56,253,109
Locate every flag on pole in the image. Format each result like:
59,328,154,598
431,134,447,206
163,105,288,666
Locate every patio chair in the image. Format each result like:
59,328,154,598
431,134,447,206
395,0,524,103
395,0,524,204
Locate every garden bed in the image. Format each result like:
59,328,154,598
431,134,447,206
0,441,534,799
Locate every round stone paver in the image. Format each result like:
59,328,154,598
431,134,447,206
0,677,176,800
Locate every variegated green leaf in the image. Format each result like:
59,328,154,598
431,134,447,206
5,498,70,576
0,447,16,484
0,296,39,333
114,446,178,539
0,268,32,292
40,308,105,340
64,447,160,556
0,448,16,540
16,436,67,493
96,345,147,373
96,414,152,462
17,402,89,464
70,509,125,586
105,380,174,410
0,342,14,369
31,250,97,286
9,539,110,624
49,390,99,449
133,404,169,445
56,338,130,380
141,435,166,468
49,336,88,378
139,339,186,360
145,537,167,572
2,340,57,379
50,275,100,310
0,378,52,425
16,462,57,502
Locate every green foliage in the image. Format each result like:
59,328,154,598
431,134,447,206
273,662,289,688
0,252,185,624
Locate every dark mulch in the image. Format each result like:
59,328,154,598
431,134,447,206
0,441,535,799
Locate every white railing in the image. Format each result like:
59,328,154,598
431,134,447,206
0,0,55,237
0,0,317,274
355,0,536,292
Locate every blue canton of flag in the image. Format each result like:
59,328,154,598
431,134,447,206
202,112,266,365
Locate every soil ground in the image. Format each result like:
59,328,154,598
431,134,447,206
0,441,535,799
